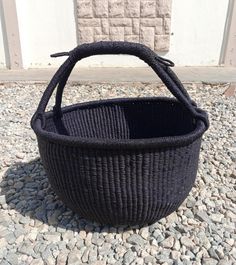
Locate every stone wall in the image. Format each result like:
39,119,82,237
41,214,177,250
76,0,172,51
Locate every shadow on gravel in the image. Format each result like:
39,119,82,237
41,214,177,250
1,159,141,233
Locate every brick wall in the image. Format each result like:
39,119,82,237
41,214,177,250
76,0,172,51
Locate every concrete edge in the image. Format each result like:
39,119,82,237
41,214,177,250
0,67,235,83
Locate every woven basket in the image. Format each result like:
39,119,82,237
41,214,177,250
31,41,209,226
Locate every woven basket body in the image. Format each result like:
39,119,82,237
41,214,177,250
31,42,209,226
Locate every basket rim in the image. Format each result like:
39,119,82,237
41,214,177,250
32,97,207,149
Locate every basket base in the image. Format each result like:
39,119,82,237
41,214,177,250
55,191,183,227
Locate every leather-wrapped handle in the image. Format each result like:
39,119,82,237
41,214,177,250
31,41,209,129
51,41,175,66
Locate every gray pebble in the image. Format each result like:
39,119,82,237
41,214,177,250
98,243,112,256
56,253,68,265
115,245,126,257
184,209,194,219
67,251,80,265
186,196,196,208
107,256,117,264
43,232,61,242
0,195,6,205
180,236,195,249
19,216,30,224
92,237,104,246
144,255,155,264
202,257,218,265
156,253,171,264
195,210,211,223
208,247,219,260
0,248,8,261
198,232,211,249
81,248,89,263
33,242,46,254
217,259,233,265
18,242,37,257
75,238,84,248
0,238,7,249
30,259,44,265
16,153,24,159
173,239,181,251
215,247,225,259
160,236,175,248
171,250,180,260
89,246,98,263
166,212,178,224
65,239,75,250
124,250,136,264
127,234,146,247
139,227,149,240
211,213,224,223
5,252,18,265
4,231,16,245
156,234,166,243
0,260,10,265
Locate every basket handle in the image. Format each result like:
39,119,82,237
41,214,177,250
31,41,209,129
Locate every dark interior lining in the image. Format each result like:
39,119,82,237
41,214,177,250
45,101,196,140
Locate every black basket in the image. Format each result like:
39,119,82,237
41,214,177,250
31,41,209,226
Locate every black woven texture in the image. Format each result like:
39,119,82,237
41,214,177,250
31,41,209,226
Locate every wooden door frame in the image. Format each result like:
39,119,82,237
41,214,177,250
0,0,23,69
220,0,236,66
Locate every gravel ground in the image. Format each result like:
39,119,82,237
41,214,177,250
0,81,235,265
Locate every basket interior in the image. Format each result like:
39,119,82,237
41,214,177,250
45,100,196,140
